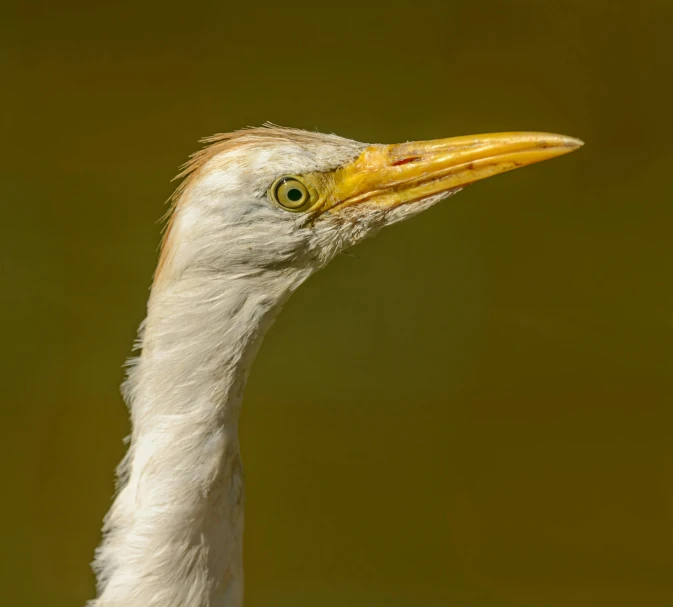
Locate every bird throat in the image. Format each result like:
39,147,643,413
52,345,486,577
92,270,302,607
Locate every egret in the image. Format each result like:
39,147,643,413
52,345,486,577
91,125,582,607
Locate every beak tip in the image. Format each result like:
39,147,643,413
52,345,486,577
564,135,585,149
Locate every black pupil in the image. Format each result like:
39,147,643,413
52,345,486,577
287,188,303,202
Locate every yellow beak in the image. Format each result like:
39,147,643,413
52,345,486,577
323,132,583,213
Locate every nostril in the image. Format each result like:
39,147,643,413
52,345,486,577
392,156,419,167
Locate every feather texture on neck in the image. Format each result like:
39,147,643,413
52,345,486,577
91,267,307,607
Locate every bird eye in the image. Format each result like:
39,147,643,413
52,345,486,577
272,177,311,211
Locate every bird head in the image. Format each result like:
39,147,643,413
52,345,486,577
155,125,582,290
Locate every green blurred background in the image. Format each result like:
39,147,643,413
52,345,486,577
3,1,672,605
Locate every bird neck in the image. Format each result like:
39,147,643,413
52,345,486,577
93,270,305,607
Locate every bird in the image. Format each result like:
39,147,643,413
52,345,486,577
90,124,582,607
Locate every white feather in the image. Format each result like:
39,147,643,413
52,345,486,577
91,127,454,607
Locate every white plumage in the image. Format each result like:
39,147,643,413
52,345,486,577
91,125,581,607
